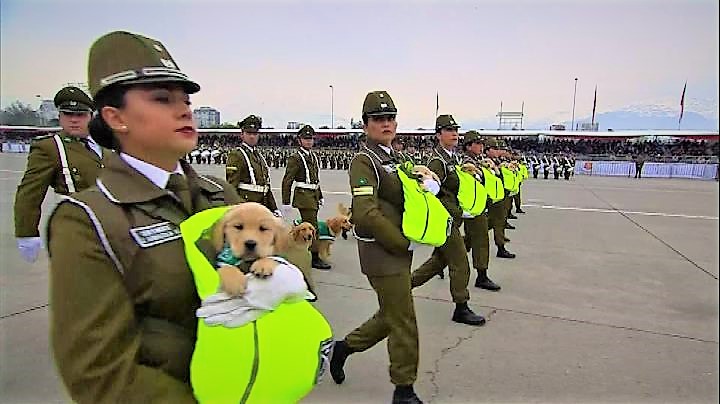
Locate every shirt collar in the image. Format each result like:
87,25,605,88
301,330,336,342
119,153,184,189
299,147,312,155
378,144,392,155
85,136,103,158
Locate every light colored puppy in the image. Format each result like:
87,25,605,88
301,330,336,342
211,202,288,296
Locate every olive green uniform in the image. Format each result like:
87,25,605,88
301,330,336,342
343,140,418,386
225,142,278,211
48,152,241,403
281,147,324,252
410,145,471,304
14,133,106,237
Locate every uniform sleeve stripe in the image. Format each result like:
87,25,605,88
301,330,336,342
352,186,374,196
57,196,125,275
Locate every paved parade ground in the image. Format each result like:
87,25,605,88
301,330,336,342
1,152,718,403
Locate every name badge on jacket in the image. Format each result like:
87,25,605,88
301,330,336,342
130,221,182,248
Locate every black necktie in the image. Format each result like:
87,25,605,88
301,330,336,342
167,173,193,213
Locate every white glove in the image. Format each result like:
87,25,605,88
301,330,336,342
17,237,42,263
273,209,283,218
197,262,307,328
461,211,474,218
319,198,325,207
407,241,421,251
423,179,440,195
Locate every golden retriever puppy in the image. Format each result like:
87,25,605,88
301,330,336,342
210,202,289,296
315,204,354,262
461,162,481,176
412,164,440,182
280,222,316,293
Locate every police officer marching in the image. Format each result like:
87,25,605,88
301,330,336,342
461,130,501,291
410,114,486,326
47,30,242,402
330,90,426,404
13,86,105,263
225,115,280,215
484,138,517,259
281,125,330,270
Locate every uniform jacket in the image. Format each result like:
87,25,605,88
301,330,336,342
281,148,323,210
14,133,106,237
225,143,277,211
349,141,412,276
47,151,240,403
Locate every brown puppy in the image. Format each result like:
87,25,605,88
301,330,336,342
282,222,316,292
210,202,288,296
316,204,354,262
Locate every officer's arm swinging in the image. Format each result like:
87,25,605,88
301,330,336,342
281,156,300,205
14,142,56,237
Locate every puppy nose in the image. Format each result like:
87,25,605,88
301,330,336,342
245,240,257,251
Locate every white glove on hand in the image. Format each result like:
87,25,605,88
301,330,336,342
273,209,283,218
407,241,421,251
461,211,474,219
17,237,42,263
319,198,325,207
423,179,440,196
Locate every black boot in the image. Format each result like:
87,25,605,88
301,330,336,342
505,222,516,230
437,270,445,279
452,302,486,326
330,340,353,384
312,252,331,270
392,385,423,404
507,213,518,220
515,208,525,214
496,246,516,259
475,270,501,291
341,229,348,240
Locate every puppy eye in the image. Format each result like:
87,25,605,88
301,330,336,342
234,224,244,230
259,226,269,232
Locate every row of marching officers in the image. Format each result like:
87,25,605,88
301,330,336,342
329,90,530,404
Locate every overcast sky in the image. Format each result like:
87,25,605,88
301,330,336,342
1,0,718,129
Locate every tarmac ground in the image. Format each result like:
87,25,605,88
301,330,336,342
1,152,718,403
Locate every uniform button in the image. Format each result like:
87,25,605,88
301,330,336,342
100,164,105,168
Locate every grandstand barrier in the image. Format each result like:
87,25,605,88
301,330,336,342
2,142,30,153
575,160,719,180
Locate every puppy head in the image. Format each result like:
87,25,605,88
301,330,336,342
326,215,352,235
412,165,440,182
290,222,316,244
211,202,287,261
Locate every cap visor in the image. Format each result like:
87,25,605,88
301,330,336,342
58,107,92,113
365,112,397,117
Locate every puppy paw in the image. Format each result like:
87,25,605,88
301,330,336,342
250,257,279,278
217,265,248,296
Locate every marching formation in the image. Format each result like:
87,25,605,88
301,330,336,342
11,30,540,404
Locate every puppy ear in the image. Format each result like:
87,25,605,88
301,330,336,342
289,226,301,242
328,217,342,234
272,218,290,253
211,215,228,252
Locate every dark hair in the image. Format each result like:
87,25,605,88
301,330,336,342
362,114,368,125
88,85,128,150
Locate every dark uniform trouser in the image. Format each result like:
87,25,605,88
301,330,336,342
463,214,489,271
503,195,513,220
410,225,471,304
512,187,522,211
345,271,418,386
487,201,506,247
635,162,643,178
298,208,320,253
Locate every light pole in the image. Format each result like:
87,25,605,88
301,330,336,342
571,78,578,131
329,85,334,129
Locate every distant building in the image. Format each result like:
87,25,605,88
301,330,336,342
579,122,599,131
549,124,566,131
193,107,221,128
287,121,301,130
37,100,58,126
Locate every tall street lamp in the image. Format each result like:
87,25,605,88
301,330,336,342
329,85,334,129
571,78,578,131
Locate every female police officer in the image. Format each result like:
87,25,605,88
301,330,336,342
330,91,426,404
46,31,241,403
